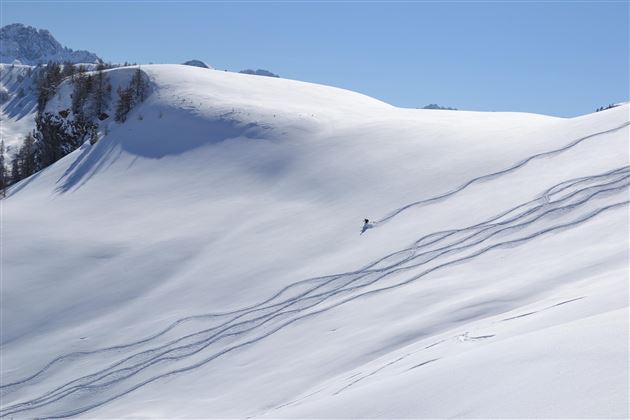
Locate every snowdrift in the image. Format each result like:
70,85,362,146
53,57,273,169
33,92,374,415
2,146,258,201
1,64,628,418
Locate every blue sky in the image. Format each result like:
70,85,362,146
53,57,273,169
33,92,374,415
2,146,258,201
1,1,628,117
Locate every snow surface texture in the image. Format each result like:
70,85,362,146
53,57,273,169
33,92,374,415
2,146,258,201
0,24,100,65
1,64,629,419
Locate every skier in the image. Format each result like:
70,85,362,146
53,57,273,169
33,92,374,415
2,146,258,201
361,218,372,234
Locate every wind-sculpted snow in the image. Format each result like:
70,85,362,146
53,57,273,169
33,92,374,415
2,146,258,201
2,164,627,418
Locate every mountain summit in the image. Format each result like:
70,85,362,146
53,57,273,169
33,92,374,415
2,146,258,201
0,23,101,65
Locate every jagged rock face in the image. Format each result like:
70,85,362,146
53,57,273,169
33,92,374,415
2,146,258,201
0,23,101,65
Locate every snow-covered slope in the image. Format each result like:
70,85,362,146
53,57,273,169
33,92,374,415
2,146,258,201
1,64,628,418
0,64,38,154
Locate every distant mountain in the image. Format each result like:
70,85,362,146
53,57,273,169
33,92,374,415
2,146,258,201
239,68,279,78
182,59,212,69
423,103,458,111
0,23,101,65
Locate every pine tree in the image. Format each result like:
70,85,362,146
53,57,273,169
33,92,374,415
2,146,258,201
61,61,76,79
36,62,63,113
92,69,111,117
10,155,20,184
19,133,38,178
71,73,94,116
115,86,134,122
71,72,86,114
130,69,148,102
35,113,63,167
8,134,38,184
36,68,50,112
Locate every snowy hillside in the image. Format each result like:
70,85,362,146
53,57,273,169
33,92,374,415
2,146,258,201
0,24,100,65
1,64,628,418
0,61,102,160
0,64,38,154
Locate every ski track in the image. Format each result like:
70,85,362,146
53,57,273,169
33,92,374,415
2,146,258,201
1,128,629,417
500,296,587,321
332,354,408,396
3,183,628,418
3,123,626,392
3,124,627,393
326,289,589,399
376,121,630,223
3,200,628,419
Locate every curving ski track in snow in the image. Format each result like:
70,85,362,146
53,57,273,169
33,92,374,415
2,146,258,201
3,123,628,397
1,132,629,417
3,168,627,396
2,170,628,418
376,121,630,224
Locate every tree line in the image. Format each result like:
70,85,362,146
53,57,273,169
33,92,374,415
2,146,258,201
1,63,149,197
595,103,620,112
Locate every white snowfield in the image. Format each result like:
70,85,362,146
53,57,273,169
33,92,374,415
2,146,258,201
1,64,628,418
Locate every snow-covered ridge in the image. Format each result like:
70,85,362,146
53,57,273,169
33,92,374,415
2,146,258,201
1,64,628,418
0,23,101,65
